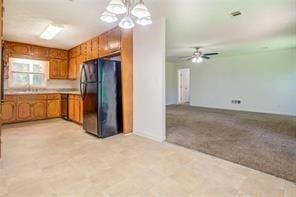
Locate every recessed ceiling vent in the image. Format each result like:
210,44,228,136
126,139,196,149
230,11,242,17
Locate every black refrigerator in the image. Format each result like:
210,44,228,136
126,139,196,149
80,59,123,138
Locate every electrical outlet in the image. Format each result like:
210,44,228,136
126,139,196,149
231,100,241,104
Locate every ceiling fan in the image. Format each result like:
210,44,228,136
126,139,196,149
179,47,219,63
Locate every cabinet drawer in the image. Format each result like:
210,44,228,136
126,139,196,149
4,95,17,102
68,95,75,100
18,95,47,101
47,94,61,100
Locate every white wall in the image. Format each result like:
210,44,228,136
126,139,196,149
133,18,166,142
188,48,296,116
166,62,178,105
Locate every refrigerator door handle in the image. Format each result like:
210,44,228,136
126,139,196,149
80,82,84,99
80,64,87,100
83,83,87,100
0,46,5,104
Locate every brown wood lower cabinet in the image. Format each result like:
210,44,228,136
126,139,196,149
47,100,61,118
17,101,32,121
1,96,17,123
31,100,47,120
1,94,83,125
68,94,83,124
17,99,47,121
47,94,61,118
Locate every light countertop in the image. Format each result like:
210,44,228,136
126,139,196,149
5,90,81,95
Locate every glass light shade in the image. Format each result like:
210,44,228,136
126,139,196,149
192,57,197,63
119,16,135,29
131,2,151,18
136,17,152,26
196,57,203,63
100,12,118,23
107,0,127,15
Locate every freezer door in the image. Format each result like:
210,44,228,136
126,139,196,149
84,60,98,83
99,60,122,138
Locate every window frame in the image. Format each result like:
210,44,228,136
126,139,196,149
9,58,48,88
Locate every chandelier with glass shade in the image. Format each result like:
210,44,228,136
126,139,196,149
100,0,152,29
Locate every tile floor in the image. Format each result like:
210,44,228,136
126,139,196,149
0,119,295,197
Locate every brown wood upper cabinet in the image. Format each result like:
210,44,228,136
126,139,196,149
31,46,49,59
68,57,77,80
69,45,81,58
49,59,68,79
6,42,31,57
86,40,92,61
99,27,121,57
49,49,68,60
91,37,100,59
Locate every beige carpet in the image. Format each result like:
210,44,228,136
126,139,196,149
166,105,296,182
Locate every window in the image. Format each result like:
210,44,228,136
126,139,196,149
9,58,48,88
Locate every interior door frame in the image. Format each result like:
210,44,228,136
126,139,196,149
177,68,190,104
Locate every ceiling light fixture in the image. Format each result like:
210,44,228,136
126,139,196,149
101,0,152,29
40,24,64,40
107,0,127,15
100,11,118,23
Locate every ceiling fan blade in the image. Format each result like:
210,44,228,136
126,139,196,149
178,56,192,59
202,56,210,59
203,52,219,56
186,57,193,61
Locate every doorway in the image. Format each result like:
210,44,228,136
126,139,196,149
177,68,190,104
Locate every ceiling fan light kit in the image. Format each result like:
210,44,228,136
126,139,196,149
180,47,219,64
101,0,152,29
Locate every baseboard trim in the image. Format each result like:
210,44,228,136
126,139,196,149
134,131,165,142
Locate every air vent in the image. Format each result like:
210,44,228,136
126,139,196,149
230,11,242,17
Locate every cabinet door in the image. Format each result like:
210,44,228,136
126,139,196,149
91,37,99,59
86,40,92,61
74,97,81,123
70,46,81,58
1,102,16,123
68,97,75,120
49,59,59,79
8,42,31,56
79,97,83,124
99,33,108,57
31,46,49,59
108,27,121,53
49,49,68,60
68,58,77,80
17,101,32,121
80,43,87,56
31,100,47,120
47,100,61,118
59,59,68,79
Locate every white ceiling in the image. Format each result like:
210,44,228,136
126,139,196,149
4,0,296,59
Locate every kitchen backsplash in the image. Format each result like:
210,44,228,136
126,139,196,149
4,78,79,91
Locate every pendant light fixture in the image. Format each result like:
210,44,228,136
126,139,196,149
131,0,150,18
101,0,152,29
107,0,127,14
100,11,118,23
